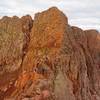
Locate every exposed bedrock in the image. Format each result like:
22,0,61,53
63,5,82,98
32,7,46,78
0,7,100,100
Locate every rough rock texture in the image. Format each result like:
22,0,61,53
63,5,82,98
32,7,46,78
0,7,100,100
0,15,33,99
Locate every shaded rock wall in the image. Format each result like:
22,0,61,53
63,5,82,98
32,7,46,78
0,7,100,100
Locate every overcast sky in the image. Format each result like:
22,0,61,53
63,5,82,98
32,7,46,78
0,0,100,31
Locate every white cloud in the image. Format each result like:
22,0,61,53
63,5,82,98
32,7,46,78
0,0,100,31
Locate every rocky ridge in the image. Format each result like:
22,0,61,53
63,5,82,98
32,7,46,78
0,7,100,100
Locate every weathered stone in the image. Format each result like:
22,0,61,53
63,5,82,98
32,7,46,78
0,7,100,100
0,15,33,99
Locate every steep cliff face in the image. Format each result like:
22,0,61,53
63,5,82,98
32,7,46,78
0,7,100,100
0,15,33,74
0,15,33,99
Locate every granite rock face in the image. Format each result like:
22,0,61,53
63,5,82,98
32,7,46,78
0,15,33,99
0,7,100,100
0,15,33,74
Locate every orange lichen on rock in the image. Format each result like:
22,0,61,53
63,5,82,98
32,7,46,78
0,7,100,100
15,71,44,89
21,7,68,72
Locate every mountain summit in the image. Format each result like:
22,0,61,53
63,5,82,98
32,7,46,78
0,7,100,100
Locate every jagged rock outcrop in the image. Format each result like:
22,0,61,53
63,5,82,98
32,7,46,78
0,7,100,100
0,15,33,99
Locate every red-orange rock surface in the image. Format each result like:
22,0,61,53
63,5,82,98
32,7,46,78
0,7,100,100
